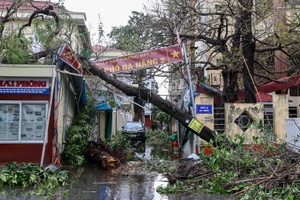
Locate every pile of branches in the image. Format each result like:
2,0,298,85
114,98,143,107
165,143,300,199
85,140,127,170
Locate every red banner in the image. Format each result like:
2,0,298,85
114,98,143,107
94,45,183,74
58,43,83,74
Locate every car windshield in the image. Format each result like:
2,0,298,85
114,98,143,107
124,122,143,129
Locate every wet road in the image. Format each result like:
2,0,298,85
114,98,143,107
56,163,170,200
53,163,226,200
0,143,228,200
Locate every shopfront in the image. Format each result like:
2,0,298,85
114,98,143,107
0,64,55,163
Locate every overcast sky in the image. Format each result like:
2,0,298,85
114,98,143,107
63,0,149,43
61,0,168,96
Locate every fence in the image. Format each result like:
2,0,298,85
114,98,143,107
213,105,298,136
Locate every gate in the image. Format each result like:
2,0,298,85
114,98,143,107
289,106,298,118
214,106,225,134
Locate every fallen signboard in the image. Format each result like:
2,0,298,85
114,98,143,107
58,43,83,74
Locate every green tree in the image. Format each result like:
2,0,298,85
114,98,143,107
0,0,90,64
151,106,171,124
0,0,237,148
108,0,300,103
108,11,155,122
108,11,151,53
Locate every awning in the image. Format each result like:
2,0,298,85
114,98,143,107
94,93,121,111
95,102,113,110
257,74,300,93
235,92,272,103
198,82,222,96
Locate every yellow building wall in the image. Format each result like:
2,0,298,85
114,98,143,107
273,94,289,143
2,9,86,55
225,103,264,143
99,111,106,140
56,73,76,154
111,109,117,137
0,64,55,77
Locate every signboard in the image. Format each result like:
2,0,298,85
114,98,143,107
94,45,184,74
188,118,204,134
196,105,212,114
0,78,49,94
58,43,83,74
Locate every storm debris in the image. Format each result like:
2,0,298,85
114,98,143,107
163,143,300,199
85,141,127,170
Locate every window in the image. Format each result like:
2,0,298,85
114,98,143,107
290,86,300,96
124,122,143,129
210,73,221,86
120,104,131,113
0,101,48,143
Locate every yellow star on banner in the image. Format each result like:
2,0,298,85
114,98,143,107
170,50,180,58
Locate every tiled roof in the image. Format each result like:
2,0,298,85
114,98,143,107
0,0,55,11
236,92,292,103
235,92,272,103
257,74,300,94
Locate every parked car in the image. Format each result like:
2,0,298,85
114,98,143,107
122,121,146,142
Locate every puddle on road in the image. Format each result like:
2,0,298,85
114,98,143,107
54,164,224,200
53,143,225,200
0,143,227,200
50,163,170,200
135,142,178,161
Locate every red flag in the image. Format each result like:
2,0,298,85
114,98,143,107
94,45,183,74
58,43,83,74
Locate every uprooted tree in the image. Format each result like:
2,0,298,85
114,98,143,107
0,1,219,145
1,2,298,199
1,0,300,146
83,58,219,145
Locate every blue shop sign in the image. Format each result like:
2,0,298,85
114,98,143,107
0,78,49,95
196,104,212,114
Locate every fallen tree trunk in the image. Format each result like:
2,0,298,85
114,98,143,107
86,141,127,170
84,59,219,146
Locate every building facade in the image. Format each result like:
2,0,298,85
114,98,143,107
0,0,88,165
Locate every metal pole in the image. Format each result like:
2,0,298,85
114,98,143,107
40,69,56,167
62,75,70,152
52,71,59,163
182,43,201,154
115,94,118,133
